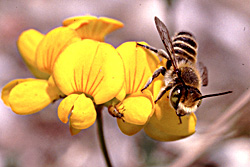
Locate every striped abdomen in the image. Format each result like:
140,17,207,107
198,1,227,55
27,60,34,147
172,32,198,63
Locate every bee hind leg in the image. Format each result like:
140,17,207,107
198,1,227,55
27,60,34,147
141,66,166,92
136,43,169,60
136,43,158,53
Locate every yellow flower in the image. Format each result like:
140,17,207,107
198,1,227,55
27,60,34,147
58,94,96,130
53,39,124,134
36,27,81,74
1,15,124,120
144,71,197,141
113,42,197,141
1,14,196,140
1,77,62,115
62,15,123,41
109,42,160,135
17,29,50,79
1,29,65,114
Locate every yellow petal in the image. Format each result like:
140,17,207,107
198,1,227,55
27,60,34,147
64,19,89,31
70,124,82,135
36,27,81,74
115,85,126,101
117,119,144,136
58,94,80,123
70,94,96,129
62,15,97,26
116,42,159,94
53,39,124,104
63,15,124,41
8,79,61,115
144,113,197,141
117,90,154,125
136,42,160,73
144,79,197,141
47,75,65,98
58,93,96,129
1,78,36,106
151,75,165,101
17,29,50,79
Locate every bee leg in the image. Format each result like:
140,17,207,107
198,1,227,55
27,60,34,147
178,116,182,124
157,49,170,60
137,43,158,53
137,43,170,60
154,84,172,103
141,66,166,92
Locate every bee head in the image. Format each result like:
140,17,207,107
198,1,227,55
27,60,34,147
170,84,232,124
170,84,202,117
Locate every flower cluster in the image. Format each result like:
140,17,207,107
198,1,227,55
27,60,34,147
1,15,196,140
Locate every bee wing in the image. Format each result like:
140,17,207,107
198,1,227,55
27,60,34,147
154,16,178,70
198,62,208,86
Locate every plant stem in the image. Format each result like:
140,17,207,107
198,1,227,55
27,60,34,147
96,105,112,167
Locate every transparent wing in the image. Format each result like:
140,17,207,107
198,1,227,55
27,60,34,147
198,62,208,86
154,16,178,70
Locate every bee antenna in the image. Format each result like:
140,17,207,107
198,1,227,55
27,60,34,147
194,91,233,101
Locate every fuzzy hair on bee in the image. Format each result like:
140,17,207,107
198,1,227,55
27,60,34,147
137,16,232,124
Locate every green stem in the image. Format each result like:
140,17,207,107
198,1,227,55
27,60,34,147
96,105,112,167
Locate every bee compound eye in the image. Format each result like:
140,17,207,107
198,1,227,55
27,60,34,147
170,86,182,110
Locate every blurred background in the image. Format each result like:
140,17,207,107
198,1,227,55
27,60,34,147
0,0,250,166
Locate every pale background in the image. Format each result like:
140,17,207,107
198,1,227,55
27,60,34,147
0,0,250,167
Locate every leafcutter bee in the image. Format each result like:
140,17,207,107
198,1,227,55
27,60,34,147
138,17,232,123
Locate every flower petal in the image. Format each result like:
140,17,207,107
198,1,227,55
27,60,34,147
116,42,159,94
58,93,96,129
117,119,144,136
117,90,154,125
70,94,96,129
115,85,126,101
144,79,197,141
7,78,61,115
144,113,197,141
63,15,124,41
70,124,82,135
53,39,124,104
58,94,80,123
62,15,97,26
36,27,81,74
1,78,36,106
136,42,160,73
17,29,50,79
64,19,89,32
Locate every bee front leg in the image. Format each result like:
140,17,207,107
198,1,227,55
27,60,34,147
178,115,182,124
141,66,166,92
154,84,173,103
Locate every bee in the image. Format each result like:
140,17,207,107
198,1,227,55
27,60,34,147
138,16,232,123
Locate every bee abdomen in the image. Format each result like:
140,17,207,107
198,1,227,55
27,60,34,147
173,31,198,63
